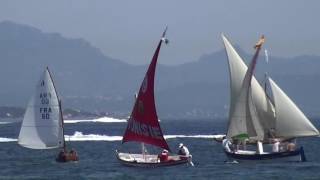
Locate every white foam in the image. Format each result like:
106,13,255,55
0,133,226,143
0,122,12,125
0,137,17,142
64,131,122,141
164,134,225,139
64,132,225,142
64,117,127,124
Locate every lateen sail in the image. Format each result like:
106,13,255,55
226,35,263,140
122,29,170,151
222,34,275,141
268,77,319,138
18,68,64,149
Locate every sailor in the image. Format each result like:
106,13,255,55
69,148,79,161
158,149,169,162
287,142,296,151
57,149,66,162
178,143,190,156
272,139,280,152
222,137,232,152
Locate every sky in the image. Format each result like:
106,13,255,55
0,0,319,65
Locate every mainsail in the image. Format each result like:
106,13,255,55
268,77,319,138
122,28,170,151
18,67,64,149
222,35,275,141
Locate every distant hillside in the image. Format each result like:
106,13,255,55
0,21,320,119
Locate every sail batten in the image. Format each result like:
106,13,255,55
18,68,64,149
122,31,170,151
268,77,319,138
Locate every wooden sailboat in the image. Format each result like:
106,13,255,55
221,34,319,162
116,28,192,167
18,67,78,162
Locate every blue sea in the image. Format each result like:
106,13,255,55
0,118,320,180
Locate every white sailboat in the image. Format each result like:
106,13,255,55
221,34,319,162
18,67,78,162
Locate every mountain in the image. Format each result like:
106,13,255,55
0,21,320,119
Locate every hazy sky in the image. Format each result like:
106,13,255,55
0,0,319,65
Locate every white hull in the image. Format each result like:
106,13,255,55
116,150,192,167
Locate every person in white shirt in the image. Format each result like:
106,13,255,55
272,140,280,152
222,137,232,152
178,143,190,156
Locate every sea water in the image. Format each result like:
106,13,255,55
0,119,319,180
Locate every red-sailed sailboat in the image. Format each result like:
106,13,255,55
116,27,193,167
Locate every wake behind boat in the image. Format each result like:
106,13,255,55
18,67,79,163
221,34,319,162
116,27,193,167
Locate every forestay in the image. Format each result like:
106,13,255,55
268,77,319,138
18,68,64,149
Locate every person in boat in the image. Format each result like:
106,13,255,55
178,143,190,156
158,149,169,162
57,149,67,162
272,139,280,152
287,142,296,151
222,137,233,152
69,148,79,161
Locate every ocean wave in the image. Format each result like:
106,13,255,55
64,131,122,141
65,132,225,142
165,134,225,139
0,132,226,143
0,122,12,125
0,137,17,142
64,117,127,124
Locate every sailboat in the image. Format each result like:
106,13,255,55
221,34,319,162
116,27,192,167
18,67,78,162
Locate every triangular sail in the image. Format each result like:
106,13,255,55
226,36,263,140
122,28,170,151
18,67,64,149
268,77,319,138
222,35,275,141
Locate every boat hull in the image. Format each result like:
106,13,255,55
116,151,191,167
224,147,306,162
56,152,79,163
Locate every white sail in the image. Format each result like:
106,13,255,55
227,56,258,139
18,68,64,149
222,34,275,140
268,77,319,138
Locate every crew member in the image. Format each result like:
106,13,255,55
178,143,190,156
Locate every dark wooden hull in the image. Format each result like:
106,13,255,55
56,153,79,163
224,147,306,162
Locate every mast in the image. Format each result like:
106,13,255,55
59,99,66,151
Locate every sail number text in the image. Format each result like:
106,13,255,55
39,93,52,119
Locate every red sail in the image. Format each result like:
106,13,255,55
122,31,170,151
